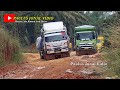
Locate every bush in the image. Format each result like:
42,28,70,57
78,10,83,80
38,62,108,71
102,48,120,78
21,43,38,53
102,26,120,78
0,30,22,66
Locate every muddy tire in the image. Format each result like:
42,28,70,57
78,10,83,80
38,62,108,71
39,51,44,59
43,51,47,60
44,54,49,60
41,54,44,59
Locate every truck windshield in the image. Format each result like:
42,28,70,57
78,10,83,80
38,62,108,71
45,35,68,42
76,32,96,40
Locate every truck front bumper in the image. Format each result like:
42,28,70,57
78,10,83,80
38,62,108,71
76,45,96,50
46,48,69,54
76,46,97,53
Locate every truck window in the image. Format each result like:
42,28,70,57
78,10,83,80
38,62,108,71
76,32,96,40
76,33,80,40
92,32,96,39
45,35,67,42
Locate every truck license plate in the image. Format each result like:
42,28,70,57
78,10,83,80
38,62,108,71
55,48,61,52
84,48,89,49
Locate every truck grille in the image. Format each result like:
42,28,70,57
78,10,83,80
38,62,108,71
54,48,61,52
81,46,92,48
80,43,92,45
79,43,93,49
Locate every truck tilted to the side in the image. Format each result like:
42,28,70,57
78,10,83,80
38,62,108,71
36,21,70,60
74,25,98,55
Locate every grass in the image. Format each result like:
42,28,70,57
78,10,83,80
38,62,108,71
102,25,120,78
0,29,22,66
21,43,38,53
21,48,38,53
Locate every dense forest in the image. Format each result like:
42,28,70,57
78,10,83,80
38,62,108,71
1,11,120,47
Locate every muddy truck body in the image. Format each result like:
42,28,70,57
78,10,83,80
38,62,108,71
74,25,98,55
38,21,70,60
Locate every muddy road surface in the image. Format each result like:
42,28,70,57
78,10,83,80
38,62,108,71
0,51,107,79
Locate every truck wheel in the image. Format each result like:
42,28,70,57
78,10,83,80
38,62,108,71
43,52,49,60
44,54,49,60
41,54,44,59
39,51,44,59
41,51,44,59
42,51,47,60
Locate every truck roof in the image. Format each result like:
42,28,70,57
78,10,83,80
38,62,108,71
45,32,62,37
76,31,93,33
75,25,95,29
43,21,65,34
74,25,95,33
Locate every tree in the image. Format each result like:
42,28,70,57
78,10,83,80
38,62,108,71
2,11,88,47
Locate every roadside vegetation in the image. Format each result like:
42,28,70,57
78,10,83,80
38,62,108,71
102,25,120,78
0,28,22,66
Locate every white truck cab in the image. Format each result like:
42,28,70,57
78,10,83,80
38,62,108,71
45,31,69,54
37,21,70,60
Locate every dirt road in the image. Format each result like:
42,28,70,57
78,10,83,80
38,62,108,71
0,51,107,79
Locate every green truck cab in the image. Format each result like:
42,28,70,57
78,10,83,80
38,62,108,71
74,25,98,55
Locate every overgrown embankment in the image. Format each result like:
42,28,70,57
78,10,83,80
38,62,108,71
0,29,22,66
102,26,120,78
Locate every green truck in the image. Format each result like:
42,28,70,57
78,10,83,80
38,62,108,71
74,25,98,55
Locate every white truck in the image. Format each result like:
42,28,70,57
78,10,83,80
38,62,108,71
37,21,70,60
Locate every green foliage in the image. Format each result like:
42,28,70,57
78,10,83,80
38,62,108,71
1,11,119,52
1,11,88,47
0,29,22,66
84,11,118,35
102,26,120,78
